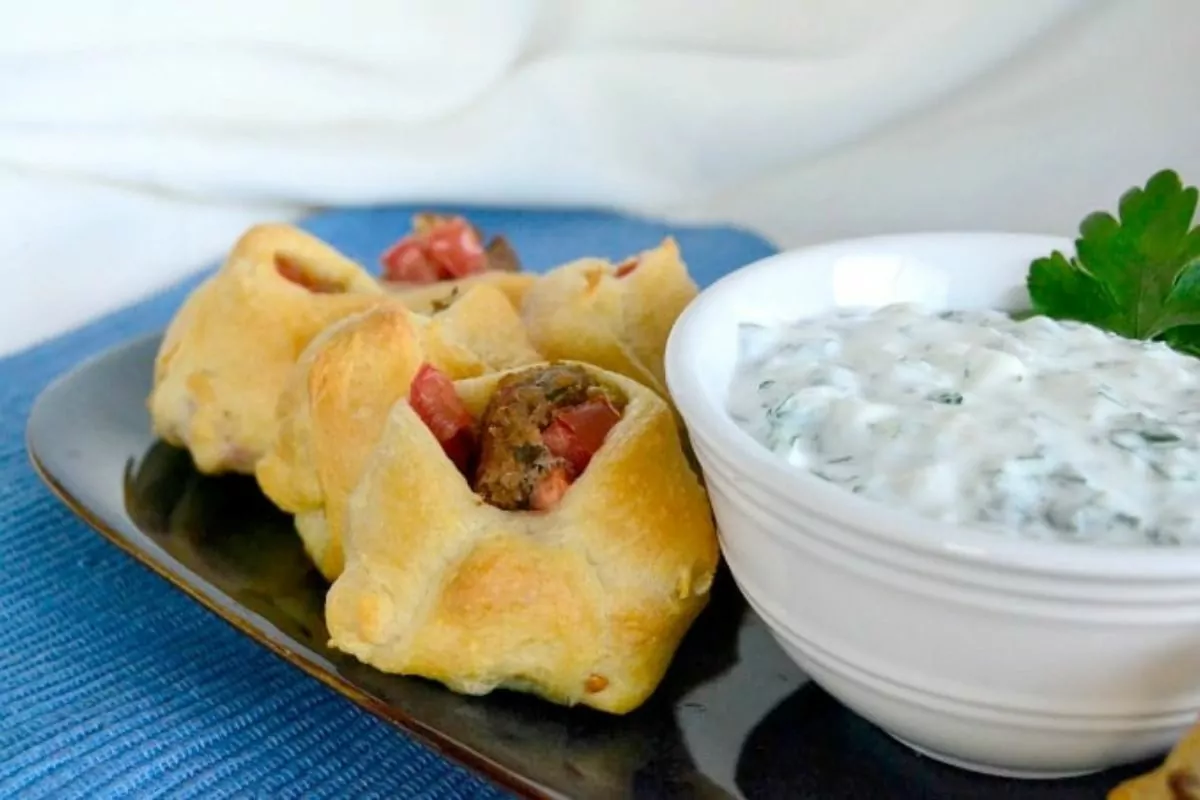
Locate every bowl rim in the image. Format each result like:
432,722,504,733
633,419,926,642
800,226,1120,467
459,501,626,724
666,230,1200,580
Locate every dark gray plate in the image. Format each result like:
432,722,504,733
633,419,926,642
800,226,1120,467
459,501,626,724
27,333,1152,799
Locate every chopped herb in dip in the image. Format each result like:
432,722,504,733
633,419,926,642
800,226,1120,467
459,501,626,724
728,303,1200,546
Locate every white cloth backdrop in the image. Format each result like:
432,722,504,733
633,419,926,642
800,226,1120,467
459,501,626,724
2,0,1198,356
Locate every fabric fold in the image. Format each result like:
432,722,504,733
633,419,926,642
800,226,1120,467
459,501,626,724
3,0,1199,357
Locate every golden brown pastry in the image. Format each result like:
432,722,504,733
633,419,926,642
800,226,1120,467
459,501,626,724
388,271,537,315
255,284,542,582
325,361,719,714
148,223,389,475
519,238,698,398
1111,723,1200,799
411,281,544,376
379,211,536,314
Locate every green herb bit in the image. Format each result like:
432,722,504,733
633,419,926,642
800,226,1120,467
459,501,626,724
928,390,963,405
1026,169,1200,354
1138,429,1181,445
513,443,542,465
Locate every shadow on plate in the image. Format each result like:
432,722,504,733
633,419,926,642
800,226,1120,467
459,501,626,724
124,440,1159,800
123,440,749,799
733,672,1155,800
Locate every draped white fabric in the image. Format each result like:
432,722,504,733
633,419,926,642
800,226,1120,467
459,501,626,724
2,0,1197,356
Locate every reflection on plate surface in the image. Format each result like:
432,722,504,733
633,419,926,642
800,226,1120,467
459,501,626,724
29,333,1154,799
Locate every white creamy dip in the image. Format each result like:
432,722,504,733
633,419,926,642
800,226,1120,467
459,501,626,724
727,303,1200,546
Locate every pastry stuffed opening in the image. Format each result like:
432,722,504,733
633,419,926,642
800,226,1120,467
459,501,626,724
380,213,522,284
408,363,626,511
1169,767,1200,800
275,254,351,294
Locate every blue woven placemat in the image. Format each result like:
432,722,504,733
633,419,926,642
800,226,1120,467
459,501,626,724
0,205,776,799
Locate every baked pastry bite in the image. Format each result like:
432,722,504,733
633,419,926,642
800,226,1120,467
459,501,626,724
1110,722,1200,799
148,223,389,475
326,361,719,714
519,238,698,399
255,285,542,582
380,212,536,314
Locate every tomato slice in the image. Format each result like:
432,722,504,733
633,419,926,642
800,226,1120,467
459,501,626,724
542,398,622,476
409,363,476,473
530,465,573,511
379,240,441,283
380,216,487,282
426,219,486,278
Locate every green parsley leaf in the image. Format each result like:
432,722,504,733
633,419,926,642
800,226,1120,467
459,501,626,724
1027,169,1200,351
1026,250,1123,332
1164,325,1200,357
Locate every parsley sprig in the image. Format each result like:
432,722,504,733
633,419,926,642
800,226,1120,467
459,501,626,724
1026,169,1200,355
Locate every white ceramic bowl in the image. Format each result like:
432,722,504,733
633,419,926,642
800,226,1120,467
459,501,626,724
665,232,1200,779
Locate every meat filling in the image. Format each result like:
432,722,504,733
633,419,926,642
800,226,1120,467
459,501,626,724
408,363,624,512
474,365,622,511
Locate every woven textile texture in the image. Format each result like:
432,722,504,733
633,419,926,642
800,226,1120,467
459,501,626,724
0,206,775,799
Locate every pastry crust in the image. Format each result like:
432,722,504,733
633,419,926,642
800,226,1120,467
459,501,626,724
325,362,719,714
519,238,698,398
1110,722,1200,799
386,271,536,315
255,285,542,582
148,223,389,475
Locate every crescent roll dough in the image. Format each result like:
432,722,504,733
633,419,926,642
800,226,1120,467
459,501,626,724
148,223,389,475
255,285,542,582
1110,722,1200,799
387,272,537,315
325,362,719,714
519,238,698,398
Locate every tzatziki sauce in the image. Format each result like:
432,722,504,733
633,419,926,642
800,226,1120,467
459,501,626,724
727,302,1200,546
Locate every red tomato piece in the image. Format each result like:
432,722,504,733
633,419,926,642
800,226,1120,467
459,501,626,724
380,239,440,283
530,465,573,511
542,398,622,476
425,218,486,278
439,429,476,478
380,216,487,282
409,363,477,473
614,257,639,278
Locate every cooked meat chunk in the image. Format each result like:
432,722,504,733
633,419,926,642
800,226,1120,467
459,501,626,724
473,364,622,511
484,235,521,273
